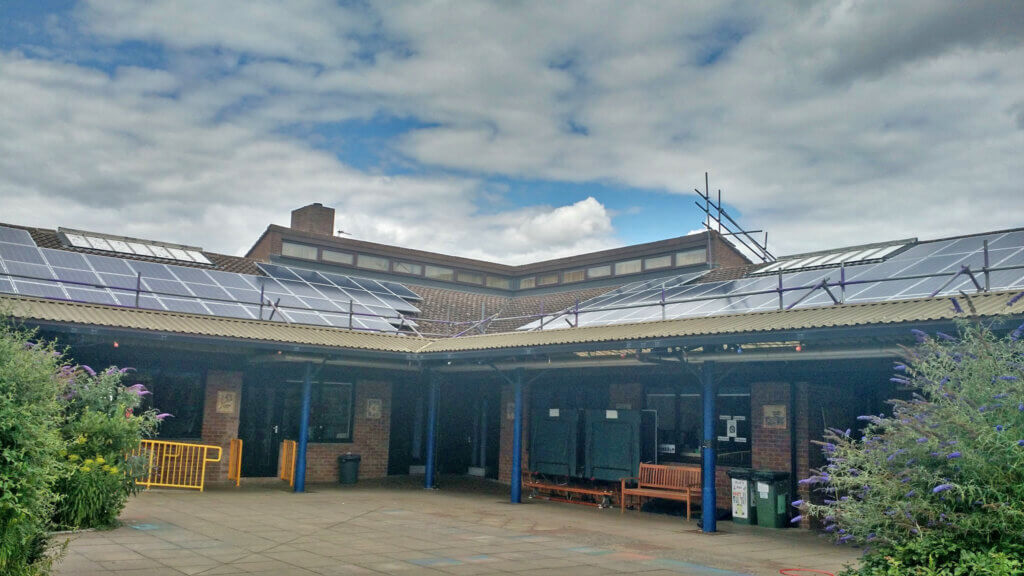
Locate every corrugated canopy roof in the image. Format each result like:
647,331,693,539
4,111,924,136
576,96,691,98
4,291,1022,358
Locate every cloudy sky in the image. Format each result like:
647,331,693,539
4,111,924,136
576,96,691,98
1,1,1022,263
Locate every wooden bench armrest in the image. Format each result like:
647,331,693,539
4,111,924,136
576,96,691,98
620,476,640,489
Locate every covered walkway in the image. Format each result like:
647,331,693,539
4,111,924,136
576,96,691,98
56,477,859,576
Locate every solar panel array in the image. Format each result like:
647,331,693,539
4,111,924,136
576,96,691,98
59,228,213,265
523,230,1024,330
754,242,908,275
0,226,421,333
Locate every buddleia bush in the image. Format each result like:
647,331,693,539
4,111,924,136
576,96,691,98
795,317,1024,575
53,366,161,529
0,321,65,576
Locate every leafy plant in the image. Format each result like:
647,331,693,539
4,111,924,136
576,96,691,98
794,315,1024,574
0,320,66,576
53,366,161,529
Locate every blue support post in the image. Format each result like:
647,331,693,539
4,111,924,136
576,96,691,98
511,368,524,504
424,372,439,489
294,362,313,493
701,361,717,532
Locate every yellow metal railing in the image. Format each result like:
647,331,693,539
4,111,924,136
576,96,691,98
227,438,243,487
131,439,222,492
279,439,297,487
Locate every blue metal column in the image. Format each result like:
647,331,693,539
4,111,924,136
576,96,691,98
701,361,717,532
294,362,313,493
424,371,439,489
510,368,524,504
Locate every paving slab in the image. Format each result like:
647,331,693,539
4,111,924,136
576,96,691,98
52,476,858,576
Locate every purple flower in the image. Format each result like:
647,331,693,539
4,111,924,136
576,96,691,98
791,499,804,507
890,377,910,385
894,363,908,372
936,331,956,341
911,329,928,342
790,515,803,524
916,437,928,443
933,484,953,493
999,376,1018,381
155,413,174,421
996,425,1005,432
905,490,916,497
80,364,96,376
946,452,961,459
1008,291,1024,307
994,393,1010,399
837,535,853,544
126,383,150,396
1017,440,1024,447
1019,403,1024,412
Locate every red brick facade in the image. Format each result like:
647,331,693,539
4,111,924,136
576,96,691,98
200,370,243,483
498,382,530,484
300,379,392,483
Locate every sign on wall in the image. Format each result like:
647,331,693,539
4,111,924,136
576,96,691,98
216,390,236,415
763,404,787,429
366,398,382,419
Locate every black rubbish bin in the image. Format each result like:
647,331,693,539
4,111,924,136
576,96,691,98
726,468,757,525
753,470,790,528
338,453,361,484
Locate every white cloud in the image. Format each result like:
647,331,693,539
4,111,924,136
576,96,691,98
1,1,1022,261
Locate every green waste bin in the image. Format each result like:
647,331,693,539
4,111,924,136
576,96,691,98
727,468,757,525
338,453,361,484
753,470,790,528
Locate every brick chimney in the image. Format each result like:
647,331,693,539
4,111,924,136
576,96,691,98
290,203,335,236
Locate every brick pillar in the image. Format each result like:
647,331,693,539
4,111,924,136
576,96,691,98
201,370,243,483
498,381,530,484
303,380,393,482
609,382,643,410
751,381,791,472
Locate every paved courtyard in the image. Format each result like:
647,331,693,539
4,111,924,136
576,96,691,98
54,476,859,576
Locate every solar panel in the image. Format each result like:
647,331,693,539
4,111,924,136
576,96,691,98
0,227,35,246
524,231,1024,330
0,236,423,334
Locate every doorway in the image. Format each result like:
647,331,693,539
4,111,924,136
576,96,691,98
238,382,301,477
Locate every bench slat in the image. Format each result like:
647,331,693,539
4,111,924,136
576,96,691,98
621,463,702,520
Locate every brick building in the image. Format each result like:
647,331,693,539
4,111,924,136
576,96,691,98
2,204,1022,531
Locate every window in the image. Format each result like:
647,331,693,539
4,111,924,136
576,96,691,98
645,388,750,467
519,276,536,289
486,276,511,289
563,269,586,283
424,265,454,281
281,241,318,260
456,271,484,285
322,249,354,265
537,273,559,286
310,382,354,442
676,248,707,267
614,259,642,275
356,254,389,271
393,261,423,275
644,255,672,270
137,368,205,439
587,265,611,278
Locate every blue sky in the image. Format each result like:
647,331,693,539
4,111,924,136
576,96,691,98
1,1,1022,262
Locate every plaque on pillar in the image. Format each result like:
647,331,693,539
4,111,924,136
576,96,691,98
216,391,236,414
763,404,787,429
366,398,382,419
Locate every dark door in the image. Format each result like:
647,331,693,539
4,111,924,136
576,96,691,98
239,382,298,477
438,381,475,474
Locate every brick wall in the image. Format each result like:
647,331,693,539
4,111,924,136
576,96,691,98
498,382,530,484
711,235,752,268
200,370,243,483
300,379,392,483
751,382,791,471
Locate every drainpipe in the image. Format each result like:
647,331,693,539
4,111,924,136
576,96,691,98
424,371,439,489
294,362,313,493
701,361,717,533
511,368,524,504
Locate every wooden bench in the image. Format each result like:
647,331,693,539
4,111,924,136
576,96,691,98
620,464,701,519
522,471,616,508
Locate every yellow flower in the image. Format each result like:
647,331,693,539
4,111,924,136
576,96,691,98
81,467,91,473
75,435,87,445
68,454,79,461
95,456,105,464
59,449,67,457
108,466,119,475
83,459,94,466
102,465,111,472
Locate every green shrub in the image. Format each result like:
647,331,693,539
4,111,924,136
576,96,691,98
0,322,66,576
53,366,160,529
794,317,1024,574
